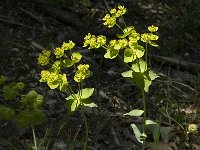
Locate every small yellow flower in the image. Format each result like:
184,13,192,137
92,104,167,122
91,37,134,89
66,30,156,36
38,50,51,66
54,47,64,58
62,40,75,50
148,25,158,32
40,70,50,82
110,8,117,14
187,124,198,133
74,64,90,82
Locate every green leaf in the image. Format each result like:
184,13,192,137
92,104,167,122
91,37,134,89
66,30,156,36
71,52,82,63
148,70,159,80
104,48,119,59
3,83,19,100
62,59,74,68
131,59,147,73
83,102,98,108
160,127,171,143
124,48,136,63
0,105,15,121
71,100,80,111
78,88,94,99
16,109,46,128
146,124,160,141
134,45,145,58
131,123,145,143
22,90,43,108
121,70,133,78
146,120,157,125
116,26,135,38
124,109,144,117
59,74,68,92
143,79,152,92
47,80,60,89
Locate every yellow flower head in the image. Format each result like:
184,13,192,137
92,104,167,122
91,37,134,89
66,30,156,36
187,124,198,133
38,50,51,66
74,64,90,82
148,25,158,32
54,47,64,58
62,40,75,50
40,70,50,82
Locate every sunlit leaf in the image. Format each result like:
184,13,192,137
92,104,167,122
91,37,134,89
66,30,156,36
124,109,144,117
131,59,147,73
131,123,144,143
83,102,98,108
78,88,94,99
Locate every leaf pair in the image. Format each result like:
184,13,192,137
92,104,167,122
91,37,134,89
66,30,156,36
122,59,158,92
65,88,97,112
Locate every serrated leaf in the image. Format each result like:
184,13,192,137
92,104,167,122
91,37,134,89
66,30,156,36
131,59,147,73
16,110,46,128
22,90,43,108
124,109,144,117
83,102,98,108
131,123,144,143
0,105,15,121
3,83,19,100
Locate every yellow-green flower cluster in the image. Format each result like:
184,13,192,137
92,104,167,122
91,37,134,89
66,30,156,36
141,25,159,47
40,70,51,82
40,70,60,84
74,64,90,82
83,33,106,49
62,40,75,50
54,40,75,58
148,25,158,32
109,39,128,50
102,5,126,28
38,50,51,66
0,75,6,85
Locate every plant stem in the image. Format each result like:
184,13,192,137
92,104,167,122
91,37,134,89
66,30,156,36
81,108,88,150
141,90,146,150
31,124,38,150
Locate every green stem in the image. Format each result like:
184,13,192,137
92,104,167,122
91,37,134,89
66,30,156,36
116,23,124,32
81,108,88,150
31,124,38,150
141,90,146,150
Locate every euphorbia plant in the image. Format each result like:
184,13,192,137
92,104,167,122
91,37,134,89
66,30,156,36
0,77,46,150
37,40,97,149
82,5,159,149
